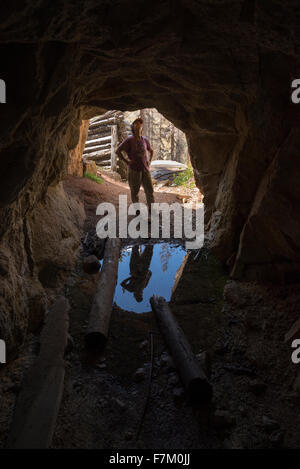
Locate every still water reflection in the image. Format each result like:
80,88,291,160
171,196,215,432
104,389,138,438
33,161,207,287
113,242,188,313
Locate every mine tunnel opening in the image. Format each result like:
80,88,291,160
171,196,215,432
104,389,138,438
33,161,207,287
81,107,198,197
77,107,204,314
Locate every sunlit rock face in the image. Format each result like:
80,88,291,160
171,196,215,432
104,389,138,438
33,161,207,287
0,1,300,350
68,119,89,177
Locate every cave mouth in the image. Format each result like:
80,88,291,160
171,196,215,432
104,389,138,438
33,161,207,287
81,107,196,189
77,107,204,315
1,0,300,449
76,106,203,278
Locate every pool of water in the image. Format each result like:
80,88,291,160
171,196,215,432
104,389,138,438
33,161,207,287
113,242,188,313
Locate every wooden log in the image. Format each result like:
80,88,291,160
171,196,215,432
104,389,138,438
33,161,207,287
88,133,111,142
85,135,111,145
90,110,117,122
85,143,111,153
7,297,70,448
85,137,111,148
98,159,111,166
85,139,111,147
84,149,111,159
83,144,111,155
150,295,212,405
90,110,117,121
89,116,117,127
111,124,117,171
88,128,112,138
88,125,115,135
84,152,111,162
85,238,121,351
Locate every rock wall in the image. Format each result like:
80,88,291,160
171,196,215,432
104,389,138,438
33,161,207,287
68,119,89,177
0,182,85,357
0,1,300,350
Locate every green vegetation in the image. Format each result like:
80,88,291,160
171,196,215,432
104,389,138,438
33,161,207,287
172,166,195,188
84,172,103,184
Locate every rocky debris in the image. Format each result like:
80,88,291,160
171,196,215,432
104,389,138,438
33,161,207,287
167,373,180,387
100,169,122,182
139,340,148,350
82,233,106,259
222,363,255,377
261,416,280,433
83,160,98,176
284,318,300,345
172,387,185,406
247,379,267,396
269,430,285,448
97,363,107,370
160,352,176,372
238,406,247,417
65,334,74,356
124,431,134,441
133,368,146,383
214,339,230,355
223,281,247,307
211,410,236,430
196,351,211,378
82,255,100,274
111,397,126,412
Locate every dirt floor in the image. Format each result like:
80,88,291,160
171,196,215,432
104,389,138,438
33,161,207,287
1,174,300,449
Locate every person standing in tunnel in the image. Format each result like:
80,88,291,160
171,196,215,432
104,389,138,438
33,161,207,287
116,117,155,214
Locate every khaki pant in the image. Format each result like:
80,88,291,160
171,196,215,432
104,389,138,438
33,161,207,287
128,167,154,209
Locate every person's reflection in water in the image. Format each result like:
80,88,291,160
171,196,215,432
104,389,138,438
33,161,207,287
121,245,154,302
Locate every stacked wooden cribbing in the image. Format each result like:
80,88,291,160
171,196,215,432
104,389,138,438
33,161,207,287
83,110,124,169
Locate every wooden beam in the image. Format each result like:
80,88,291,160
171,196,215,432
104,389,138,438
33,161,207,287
84,149,111,159
85,142,111,152
90,110,117,122
89,116,117,127
83,144,111,154
150,295,213,405
85,136,111,147
85,238,121,351
88,128,112,138
98,159,111,166
85,135,111,145
111,124,118,171
7,297,70,448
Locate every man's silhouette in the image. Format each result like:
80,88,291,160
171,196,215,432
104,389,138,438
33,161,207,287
121,244,154,302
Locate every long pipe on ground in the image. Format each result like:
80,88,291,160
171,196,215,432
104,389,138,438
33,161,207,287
7,296,70,448
150,295,213,405
85,238,121,352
